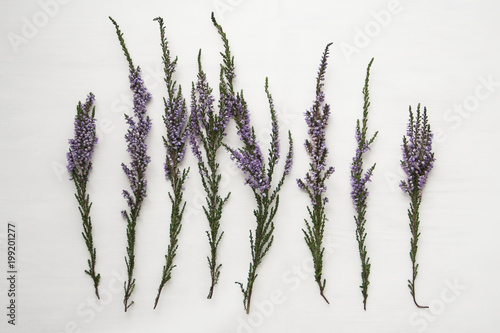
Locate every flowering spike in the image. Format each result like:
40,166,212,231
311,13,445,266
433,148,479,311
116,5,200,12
110,17,152,312
350,58,377,310
400,104,435,309
297,43,334,304
67,92,100,300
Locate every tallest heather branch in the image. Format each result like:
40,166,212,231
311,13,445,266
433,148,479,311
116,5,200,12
109,17,152,312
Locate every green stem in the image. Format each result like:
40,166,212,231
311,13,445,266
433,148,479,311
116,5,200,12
73,172,101,300
408,192,428,309
154,169,188,309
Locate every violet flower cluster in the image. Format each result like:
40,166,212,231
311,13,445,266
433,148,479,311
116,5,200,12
297,43,335,304
225,78,293,193
400,104,435,309
230,78,294,314
212,14,293,314
400,105,435,197
189,50,231,299
67,92,100,299
121,68,153,212
225,75,294,201
350,58,377,310
67,93,97,179
110,17,153,312
153,17,190,310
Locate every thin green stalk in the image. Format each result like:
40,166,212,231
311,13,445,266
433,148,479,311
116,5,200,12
351,58,377,310
72,168,100,299
408,192,428,309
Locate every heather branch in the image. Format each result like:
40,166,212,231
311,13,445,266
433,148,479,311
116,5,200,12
67,93,100,299
189,50,231,299
350,58,377,310
153,16,189,309
212,13,293,313
297,43,334,304
400,104,435,309
110,17,152,312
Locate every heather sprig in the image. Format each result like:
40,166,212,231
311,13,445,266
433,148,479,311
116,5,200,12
109,17,153,312
189,50,231,299
153,16,190,310
297,43,335,304
67,92,100,299
400,104,435,309
350,58,377,310
212,13,294,314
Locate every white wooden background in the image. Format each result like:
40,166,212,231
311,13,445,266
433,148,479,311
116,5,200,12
1,0,499,332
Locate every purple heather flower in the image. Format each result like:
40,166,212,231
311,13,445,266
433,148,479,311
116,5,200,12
284,144,293,176
268,92,280,162
224,77,292,196
163,88,188,181
400,104,435,197
227,92,272,194
122,67,152,208
160,43,188,182
189,91,203,165
67,93,97,180
189,53,230,170
350,120,377,209
218,84,233,130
